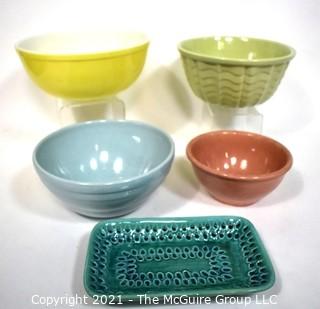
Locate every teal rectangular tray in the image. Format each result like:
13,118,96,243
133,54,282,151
84,216,275,302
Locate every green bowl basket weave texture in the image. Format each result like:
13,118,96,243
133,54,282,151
179,37,295,108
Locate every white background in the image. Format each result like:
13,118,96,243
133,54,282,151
0,0,319,308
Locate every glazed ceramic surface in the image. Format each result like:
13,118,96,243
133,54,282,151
178,36,295,107
33,120,174,217
84,216,275,302
187,131,292,206
16,32,149,101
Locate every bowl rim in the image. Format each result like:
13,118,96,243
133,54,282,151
33,120,174,190
15,31,149,61
186,130,293,182
178,36,296,66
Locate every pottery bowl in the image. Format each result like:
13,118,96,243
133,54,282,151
33,120,174,217
186,130,292,206
16,32,149,101
178,36,295,107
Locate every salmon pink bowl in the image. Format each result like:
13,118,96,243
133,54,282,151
186,130,293,206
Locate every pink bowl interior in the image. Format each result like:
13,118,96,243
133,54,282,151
189,132,291,178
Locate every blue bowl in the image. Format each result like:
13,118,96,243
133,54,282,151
33,120,175,218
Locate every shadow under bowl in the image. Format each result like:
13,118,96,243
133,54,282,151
33,120,174,217
178,36,295,107
186,130,292,206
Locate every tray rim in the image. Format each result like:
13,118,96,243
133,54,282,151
83,216,275,301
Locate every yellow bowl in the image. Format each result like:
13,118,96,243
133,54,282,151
16,32,149,101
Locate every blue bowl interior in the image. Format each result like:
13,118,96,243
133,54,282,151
34,121,173,184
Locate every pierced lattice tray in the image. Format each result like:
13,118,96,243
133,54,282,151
84,216,275,301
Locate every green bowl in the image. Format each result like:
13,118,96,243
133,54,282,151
178,36,295,108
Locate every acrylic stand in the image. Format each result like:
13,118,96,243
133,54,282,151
207,104,263,133
57,96,125,126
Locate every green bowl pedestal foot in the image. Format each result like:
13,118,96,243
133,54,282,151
207,104,263,133
57,96,126,125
